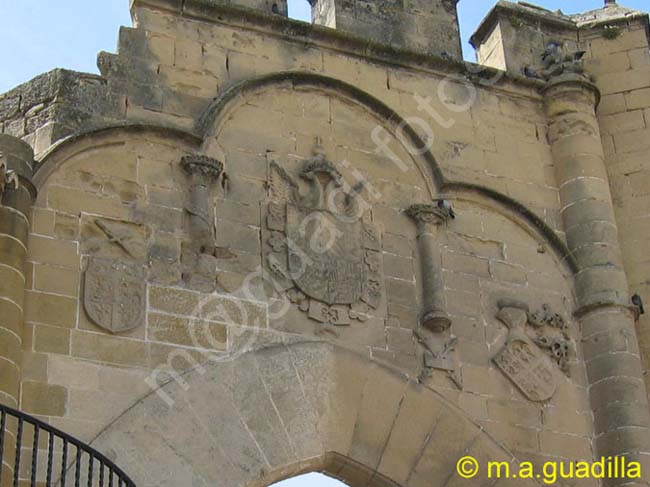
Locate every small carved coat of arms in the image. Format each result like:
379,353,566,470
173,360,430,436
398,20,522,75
493,301,558,402
84,257,146,334
264,154,383,325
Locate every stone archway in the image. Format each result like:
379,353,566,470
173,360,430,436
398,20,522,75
90,342,536,487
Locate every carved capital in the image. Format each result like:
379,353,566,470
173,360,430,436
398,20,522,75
406,202,453,227
180,155,224,182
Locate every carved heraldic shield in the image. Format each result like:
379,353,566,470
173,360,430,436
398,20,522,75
264,155,383,325
84,257,146,334
493,301,558,402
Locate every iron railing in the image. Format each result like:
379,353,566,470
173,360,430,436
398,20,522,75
0,402,136,487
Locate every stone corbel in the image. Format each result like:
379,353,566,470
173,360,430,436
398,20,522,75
180,154,224,292
406,201,454,332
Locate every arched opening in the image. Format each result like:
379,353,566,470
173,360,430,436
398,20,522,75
88,342,542,487
273,472,347,486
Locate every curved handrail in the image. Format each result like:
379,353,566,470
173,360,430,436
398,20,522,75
0,403,135,487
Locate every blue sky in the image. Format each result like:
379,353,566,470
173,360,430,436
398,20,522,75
0,0,646,484
1,0,647,94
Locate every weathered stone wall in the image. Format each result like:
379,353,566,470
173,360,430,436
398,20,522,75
0,69,125,154
311,0,462,59
2,0,649,485
584,16,650,401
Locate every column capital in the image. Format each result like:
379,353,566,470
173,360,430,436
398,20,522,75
542,73,600,106
180,155,224,182
406,202,454,227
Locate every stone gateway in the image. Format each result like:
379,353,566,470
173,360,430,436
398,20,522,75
1,0,650,486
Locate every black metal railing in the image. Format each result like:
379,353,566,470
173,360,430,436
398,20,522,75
0,403,136,487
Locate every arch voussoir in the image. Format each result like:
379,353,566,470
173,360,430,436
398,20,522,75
90,342,546,487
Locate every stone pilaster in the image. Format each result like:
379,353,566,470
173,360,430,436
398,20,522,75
406,203,452,333
0,135,36,408
544,74,650,484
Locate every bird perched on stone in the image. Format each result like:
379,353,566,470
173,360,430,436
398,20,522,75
540,41,587,80
0,157,19,198
436,199,456,219
523,65,541,79
632,293,645,316
541,41,562,67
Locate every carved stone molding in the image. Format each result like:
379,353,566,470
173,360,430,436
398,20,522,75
263,154,383,326
180,154,224,292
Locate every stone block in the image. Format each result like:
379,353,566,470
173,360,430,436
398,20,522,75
382,233,412,258
382,253,414,282
593,401,650,436
24,291,77,328
0,327,21,366
26,235,78,269
0,266,24,306
349,363,408,468
0,360,19,400
586,352,644,384
148,312,227,350
33,325,70,355
215,219,260,255
21,351,48,383
487,398,541,428
458,393,488,420
489,261,526,285
0,208,29,246
33,265,80,297
385,277,417,308
48,355,100,391
441,251,490,277
149,285,200,316
0,234,27,272
377,384,443,485
480,420,538,454
386,327,415,356
21,381,67,417
539,431,592,461
386,303,418,330
590,376,647,413
53,212,80,241
601,110,646,135
409,408,482,486
70,331,148,367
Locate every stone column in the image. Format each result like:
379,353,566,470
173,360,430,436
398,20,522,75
544,73,650,482
406,203,452,333
0,135,35,408
180,155,223,292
